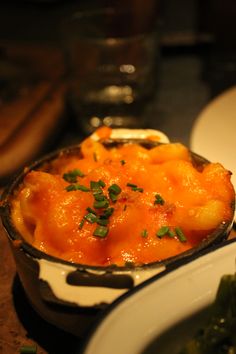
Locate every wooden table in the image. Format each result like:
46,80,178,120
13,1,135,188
0,217,84,354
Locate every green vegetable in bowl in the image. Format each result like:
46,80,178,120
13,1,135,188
179,274,236,354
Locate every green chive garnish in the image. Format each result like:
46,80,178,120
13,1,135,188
65,184,90,192
156,226,170,238
76,184,90,192
86,207,97,215
127,183,143,192
90,181,102,191
120,160,126,165
94,193,106,201
109,193,118,202
168,229,175,238
77,185,90,192
97,218,109,226
93,199,109,209
108,183,121,202
108,184,121,195
103,207,114,218
65,184,77,191
175,227,187,242
79,219,85,229
63,169,85,183
132,187,143,192
154,194,165,205
93,225,108,238
20,345,37,354
84,213,97,224
98,179,106,188
127,183,137,188
141,229,148,238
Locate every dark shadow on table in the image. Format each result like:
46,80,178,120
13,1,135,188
12,274,82,354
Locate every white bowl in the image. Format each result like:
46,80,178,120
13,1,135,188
81,238,236,354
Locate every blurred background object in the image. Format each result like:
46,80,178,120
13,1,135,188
63,2,160,134
198,0,236,96
0,80,66,183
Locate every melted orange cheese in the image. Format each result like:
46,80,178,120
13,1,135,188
11,137,235,266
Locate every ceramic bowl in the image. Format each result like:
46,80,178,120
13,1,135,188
80,237,236,354
0,129,234,336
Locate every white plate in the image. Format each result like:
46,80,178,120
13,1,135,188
81,239,236,354
190,86,236,207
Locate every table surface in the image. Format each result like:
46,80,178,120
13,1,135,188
0,50,235,354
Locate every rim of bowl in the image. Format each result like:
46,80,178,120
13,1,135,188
0,139,234,272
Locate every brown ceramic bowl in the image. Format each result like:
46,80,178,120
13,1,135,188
0,129,234,336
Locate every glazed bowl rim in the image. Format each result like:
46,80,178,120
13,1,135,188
0,138,234,272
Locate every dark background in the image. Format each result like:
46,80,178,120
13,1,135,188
0,0,235,145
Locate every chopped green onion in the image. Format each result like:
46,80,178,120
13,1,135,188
90,181,106,201
65,184,77,191
93,199,109,209
86,207,97,215
154,194,165,205
175,227,187,242
94,193,106,201
127,183,143,192
63,169,85,183
156,226,170,238
109,192,118,202
132,187,143,192
77,185,90,192
65,184,90,192
79,219,85,229
84,213,97,224
108,184,121,195
103,207,114,218
63,173,76,183
141,229,148,238
120,160,126,165
168,229,175,238
127,183,137,188
108,184,121,203
93,225,108,238
20,345,37,354
98,179,106,188
76,169,85,177
97,218,109,226
90,181,102,191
